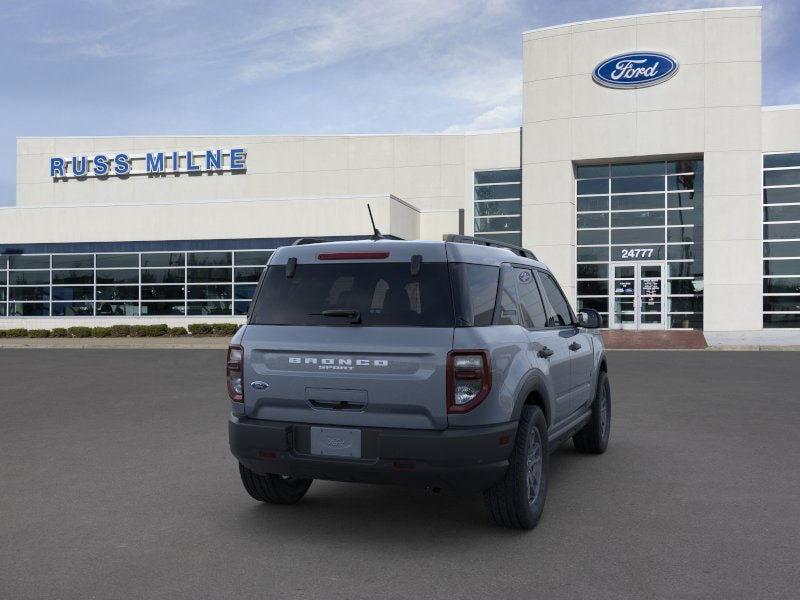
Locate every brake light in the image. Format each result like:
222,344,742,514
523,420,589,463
447,350,491,413
317,252,390,260
227,345,244,402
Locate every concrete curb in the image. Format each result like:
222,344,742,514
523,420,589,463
0,338,230,349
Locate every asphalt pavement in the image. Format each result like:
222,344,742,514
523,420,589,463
1,349,798,599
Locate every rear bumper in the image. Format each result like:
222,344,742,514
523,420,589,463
229,415,517,493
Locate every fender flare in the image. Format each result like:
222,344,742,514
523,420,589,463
511,369,554,426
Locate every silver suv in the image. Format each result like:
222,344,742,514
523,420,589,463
228,235,610,529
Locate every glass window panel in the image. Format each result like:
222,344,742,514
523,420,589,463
667,160,701,174
96,286,139,301
141,268,185,284
611,246,665,261
97,254,138,268
577,247,609,262
667,191,702,209
96,269,138,284
577,264,608,279
668,209,696,226
187,267,231,283
141,253,185,267
52,254,93,269
52,270,93,284
234,267,264,283
577,281,609,296
610,162,664,176
669,280,703,295
234,251,271,266
577,230,608,245
96,302,139,316
474,169,520,184
763,241,800,258
667,245,694,261
764,205,800,223
474,199,521,216
577,196,608,212
474,232,521,246
764,153,800,168
667,174,697,191
10,270,50,285
52,302,94,316
234,301,251,316
763,278,800,294
0,288,5,301
669,297,703,312
764,259,800,276
474,183,521,200
577,212,608,228
53,286,93,301
8,302,49,316
9,255,49,269
576,165,609,178
515,269,547,329
187,301,232,316
764,223,800,240
670,314,704,329
10,287,50,301
611,194,664,210
577,179,608,195
763,188,800,204
474,216,521,233
611,228,664,244
764,314,800,328
577,297,608,314
765,170,800,187
0,304,5,316
234,284,258,300
0,271,5,285
187,284,232,300
611,210,664,228
538,271,574,327
0,255,5,269
668,262,696,277
668,227,694,243
763,296,800,312
611,176,663,194
188,251,232,267
141,302,185,316
141,285,185,300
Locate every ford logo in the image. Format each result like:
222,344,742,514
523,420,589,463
250,381,269,390
593,52,678,89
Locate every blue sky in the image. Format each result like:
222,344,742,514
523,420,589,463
1,0,798,206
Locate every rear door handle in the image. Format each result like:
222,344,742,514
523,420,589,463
538,347,554,359
569,342,582,352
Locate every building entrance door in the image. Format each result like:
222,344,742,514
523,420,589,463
609,262,666,330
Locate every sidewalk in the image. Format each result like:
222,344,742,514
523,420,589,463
0,337,230,349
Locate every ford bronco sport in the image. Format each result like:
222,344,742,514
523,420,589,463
228,235,610,529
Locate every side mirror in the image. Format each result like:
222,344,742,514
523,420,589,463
577,308,602,329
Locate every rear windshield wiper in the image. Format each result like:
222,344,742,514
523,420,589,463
310,309,362,324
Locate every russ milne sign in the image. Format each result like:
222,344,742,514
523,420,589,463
592,52,678,89
49,148,246,179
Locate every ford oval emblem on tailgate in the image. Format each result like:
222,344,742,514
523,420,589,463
250,381,269,390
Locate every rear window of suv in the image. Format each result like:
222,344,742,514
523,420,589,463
250,262,455,327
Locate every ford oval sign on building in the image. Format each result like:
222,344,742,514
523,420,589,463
592,52,679,89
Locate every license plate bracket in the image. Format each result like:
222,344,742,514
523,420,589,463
310,427,362,458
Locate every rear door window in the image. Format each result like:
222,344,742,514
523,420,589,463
537,271,574,327
449,263,500,326
250,262,454,327
515,268,547,329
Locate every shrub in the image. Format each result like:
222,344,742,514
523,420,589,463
51,328,69,338
211,323,239,336
109,324,132,337
28,329,51,338
68,326,92,338
188,323,213,336
5,328,29,338
145,324,169,337
168,326,188,337
92,327,112,338
129,325,148,338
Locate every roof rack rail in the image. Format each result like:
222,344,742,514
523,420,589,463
443,234,537,260
292,237,332,246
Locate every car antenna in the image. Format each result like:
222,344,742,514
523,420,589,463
367,203,383,240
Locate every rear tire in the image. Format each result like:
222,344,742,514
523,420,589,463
238,463,312,504
573,371,611,454
483,405,549,530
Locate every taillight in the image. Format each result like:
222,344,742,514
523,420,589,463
227,345,243,402
447,350,491,413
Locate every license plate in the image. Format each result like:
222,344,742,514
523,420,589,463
310,427,362,458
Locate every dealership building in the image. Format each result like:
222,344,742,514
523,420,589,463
2,5,799,339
